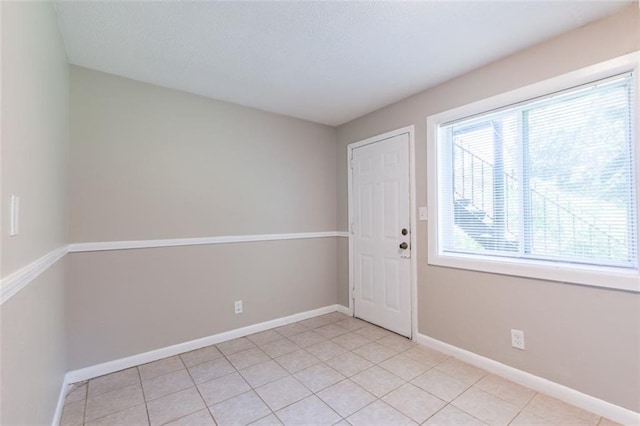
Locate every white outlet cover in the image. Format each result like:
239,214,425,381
511,329,525,350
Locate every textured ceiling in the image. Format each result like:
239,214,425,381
55,1,632,126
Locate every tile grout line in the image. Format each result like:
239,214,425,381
185,356,217,424
504,388,539,425
200,332,305,423
252,332,332,421
81,381,88,426
431,362,497,425
63,313,605,426
154,340,408,425
79,320,422,425
74,318,362,424
310,385,348,424
511,391,603,426
180,349,223,425
338,340,485,424
273,320,404,423
235,348,280,425
317,333,408,421
450,386,516,426
246,316,356,423
135,365,152,426
81,379,146,424
334,347,418,424
272,320,354,422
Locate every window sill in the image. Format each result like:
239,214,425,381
428,251,640,293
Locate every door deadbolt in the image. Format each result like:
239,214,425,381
401,228,408,236
399,242,408,250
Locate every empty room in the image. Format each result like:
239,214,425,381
1,1,639,425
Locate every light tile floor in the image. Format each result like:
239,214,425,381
60,312,620,426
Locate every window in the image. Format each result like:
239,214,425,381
427,54,639,291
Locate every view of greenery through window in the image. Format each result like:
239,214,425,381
445,75,636,268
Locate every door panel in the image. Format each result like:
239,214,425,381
359,184,374,239
383,181,399,239
384,259,400,310
352,133,411,337
359,255,374,302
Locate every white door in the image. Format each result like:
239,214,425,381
351,133,411,337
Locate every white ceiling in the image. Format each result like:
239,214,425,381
54,1,632,126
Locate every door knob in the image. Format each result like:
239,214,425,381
399,242,408,250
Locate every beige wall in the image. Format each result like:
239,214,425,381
1,262,67,425
337,237,349,307
336,5,640,411
0,1,69,424
67,239,337,369
1,2,69,275
70,66,337,242
68,67,339,369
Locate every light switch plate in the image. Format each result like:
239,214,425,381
419,206,428,221
10,195,19,236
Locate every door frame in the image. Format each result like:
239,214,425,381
347,125,418,340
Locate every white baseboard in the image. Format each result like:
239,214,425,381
52,374,71,426
416,333,640,425
65,304,342,384
335,304,351,315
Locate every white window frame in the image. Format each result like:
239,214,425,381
427,52,640,292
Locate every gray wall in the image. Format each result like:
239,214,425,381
0,1,69,424
70,67,337,242
67,67,339,369
67,240,337,369
336,5,640,411
336,238,349,307
1,263,67,425
1,2,69,275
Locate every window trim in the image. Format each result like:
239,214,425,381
427,52,640,292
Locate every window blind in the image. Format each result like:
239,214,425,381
438,73,637,269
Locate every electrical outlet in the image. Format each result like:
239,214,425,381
511,329,525,350
234,300,243,314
